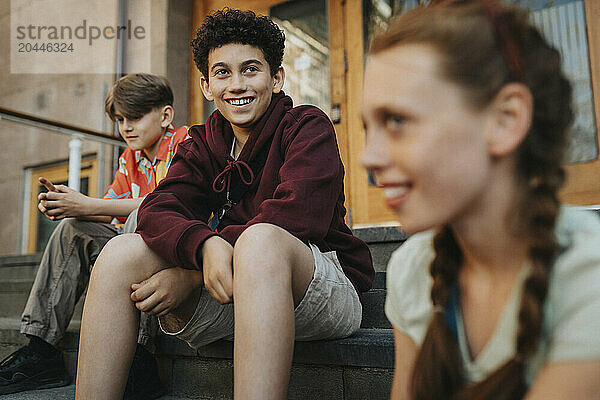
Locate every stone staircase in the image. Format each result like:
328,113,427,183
0,227,406,399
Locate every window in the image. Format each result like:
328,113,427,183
24,156,98,253
270,0,331,116
524,0,598,163
362,0,600,205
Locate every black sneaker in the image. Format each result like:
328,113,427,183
0,344,71,395
123,344,165,400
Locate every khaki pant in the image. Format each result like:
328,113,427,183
161,243,362,349
20,210,157,348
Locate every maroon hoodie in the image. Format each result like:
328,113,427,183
137,93,374,293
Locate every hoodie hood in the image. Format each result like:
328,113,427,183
206,92,293,197
205,91,292,164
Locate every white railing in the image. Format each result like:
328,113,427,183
0,106,126,191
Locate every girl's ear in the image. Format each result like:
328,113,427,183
200,75,214,101
160,105,174,128
272,67,285,94
486,83,533,157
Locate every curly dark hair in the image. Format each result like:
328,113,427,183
191,8,285,79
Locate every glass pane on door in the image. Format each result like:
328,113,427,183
363,0,427,49
270,0,331,117
363,0,598,164
514,0,598,163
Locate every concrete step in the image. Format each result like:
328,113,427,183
1,384,186,399
156,328,394,399
0,279,34,317
1,384,77,400
0,278,86,320
354,226,406,271
0,227,403,399
361,289,390,329
0,254,42,275
0,317,393,400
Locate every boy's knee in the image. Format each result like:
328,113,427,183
235,223,283,249
93,234,147,276
102,233,144,253
234,223,290,260
234,223,293,278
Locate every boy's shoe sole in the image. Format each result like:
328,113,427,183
0,368,71,395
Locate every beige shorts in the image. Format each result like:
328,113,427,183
159,243,362,349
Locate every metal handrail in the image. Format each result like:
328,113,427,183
0,105,127,191
0,106,126,148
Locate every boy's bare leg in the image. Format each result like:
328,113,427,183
75,234,173,399
232,223,315,400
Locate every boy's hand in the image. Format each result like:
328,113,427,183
38,180,91,220
39,177,57,192
201,235,234,304
130,268,202,316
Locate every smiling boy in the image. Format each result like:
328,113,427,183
0,73,188,399
75,9,374,399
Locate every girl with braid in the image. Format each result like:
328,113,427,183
361,0,600,399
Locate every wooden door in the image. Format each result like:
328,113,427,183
188,0,600,228
190,0,283,125
188,0,398,227
344,0,600,226
561,0,600,206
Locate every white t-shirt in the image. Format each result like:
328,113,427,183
385,207,600,385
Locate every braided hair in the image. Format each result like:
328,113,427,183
369,1,573,398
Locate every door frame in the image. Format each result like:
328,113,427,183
188,0,600,228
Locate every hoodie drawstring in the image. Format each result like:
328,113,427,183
212,159,254,195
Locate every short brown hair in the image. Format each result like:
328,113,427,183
105,73,174,121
